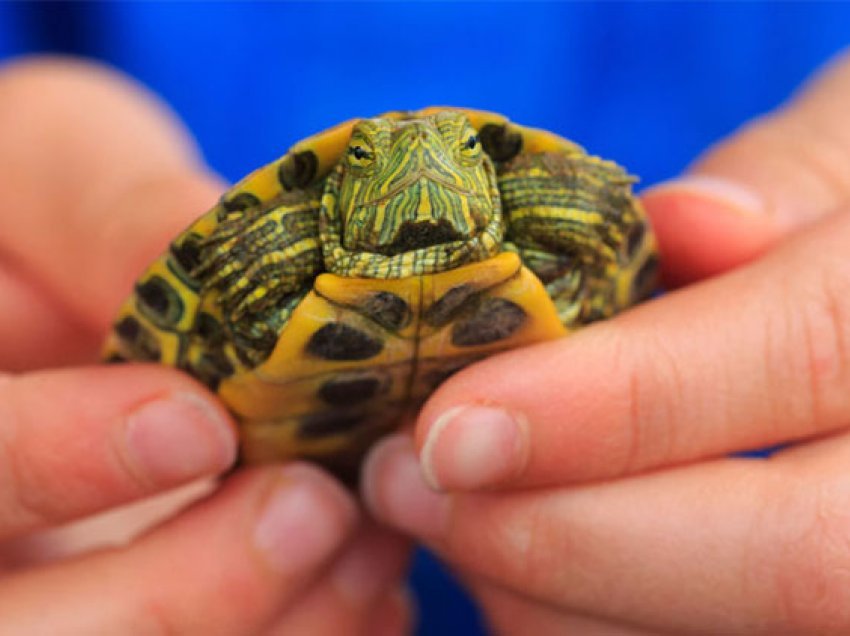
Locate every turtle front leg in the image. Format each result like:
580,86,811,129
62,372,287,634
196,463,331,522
499,151,658,329
192,194,325,366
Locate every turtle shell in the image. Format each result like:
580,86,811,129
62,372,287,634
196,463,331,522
104,107,656,483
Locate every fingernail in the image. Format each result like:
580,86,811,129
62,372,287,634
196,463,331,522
124,392,236,484
332,529,410,607
362,436,449,539
420,405,528,491
643,175,765,217
254,464,357,574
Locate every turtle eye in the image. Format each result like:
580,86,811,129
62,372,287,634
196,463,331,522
347,144,374,167
459,131,482,162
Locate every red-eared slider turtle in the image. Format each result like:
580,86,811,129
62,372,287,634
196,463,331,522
104,107,657,482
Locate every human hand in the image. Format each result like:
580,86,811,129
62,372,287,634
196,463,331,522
0,58,410,635
362,51,850,634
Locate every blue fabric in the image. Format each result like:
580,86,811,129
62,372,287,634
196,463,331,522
2,3,849,634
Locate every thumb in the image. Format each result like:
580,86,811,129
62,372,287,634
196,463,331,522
643,48,850,287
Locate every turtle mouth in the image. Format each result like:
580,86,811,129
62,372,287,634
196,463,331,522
377,220,465,255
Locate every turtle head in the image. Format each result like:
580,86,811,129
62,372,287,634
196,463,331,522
321,111,503,277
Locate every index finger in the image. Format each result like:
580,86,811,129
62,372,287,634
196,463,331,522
0,58,223,361
414,208,850,491
642,48,850,288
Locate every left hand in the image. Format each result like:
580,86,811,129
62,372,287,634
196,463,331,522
363,51,850,634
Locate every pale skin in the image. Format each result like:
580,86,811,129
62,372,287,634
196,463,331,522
361,50,850,634
0,58,411,635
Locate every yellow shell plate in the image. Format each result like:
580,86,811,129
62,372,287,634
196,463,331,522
220,252,567,466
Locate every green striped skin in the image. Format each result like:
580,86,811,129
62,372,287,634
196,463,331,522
321,112,502,278
498,152,657,327
199,195,321,317
106,107,656,404
195,185,324,364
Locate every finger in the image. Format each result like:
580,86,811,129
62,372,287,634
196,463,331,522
0,464,358,635
414,209,850,491
641,48,850,286
364,434,850,635
0,263,96,370
0,57,224,345
0,479,215,571
0,365,235,539
469,577,668,636
360,589,416,636
267,523,412,636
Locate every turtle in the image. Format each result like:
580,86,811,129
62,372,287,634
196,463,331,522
104,107,658,483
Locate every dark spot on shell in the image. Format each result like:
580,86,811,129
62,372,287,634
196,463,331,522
136,279,169,315
195,312,225,344
306,323,383,361
479,123,523,162
170,234,203,273
298,411,366,439
318,375,382,406
115,315,140,341
632,254,659,300
200,351,235,377
114,316,161,361
626,223,646,258
136,276,184,326
361,292,410,331
184,350,235,391
425,284,478,327
279,150,318,190
451,298,527,347
181,361,220,392
222,192,261,212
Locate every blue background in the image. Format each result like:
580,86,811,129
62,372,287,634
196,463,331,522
2,2,848,634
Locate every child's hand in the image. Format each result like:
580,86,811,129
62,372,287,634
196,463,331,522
0,58,410,635
364,50,850,635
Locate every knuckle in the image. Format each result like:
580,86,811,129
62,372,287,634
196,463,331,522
780,110,850,209
134,600,179,636
769,234,850,436
763,478,850,631
696,109,850,225
805,260,850,422
458,496,562,595
0,378,53,534
617,329,686,474
478,496,585,603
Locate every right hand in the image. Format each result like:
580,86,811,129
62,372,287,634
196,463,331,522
0,56,411,635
